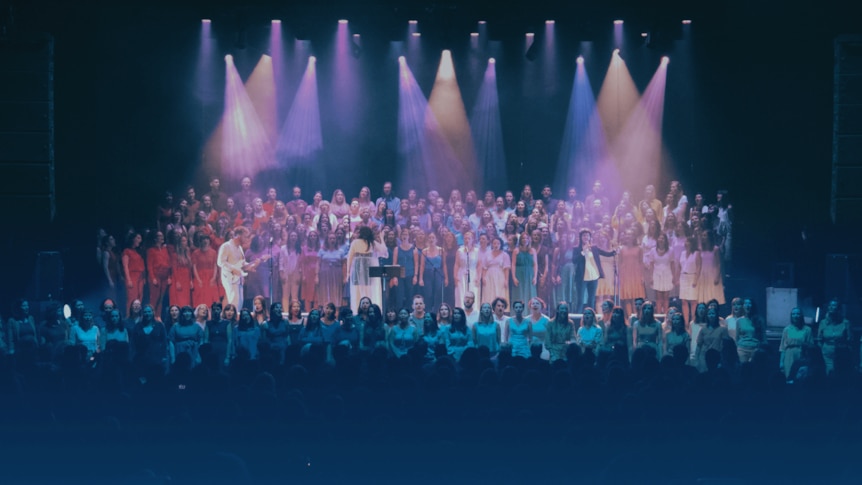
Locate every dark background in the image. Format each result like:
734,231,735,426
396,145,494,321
0,0,856,315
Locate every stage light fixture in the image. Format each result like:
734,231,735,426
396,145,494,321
202,19,211,24
525,33,538,61
489,57,495,64
408,20,418,24
272,20,281,24
576,56,584,64
478,20,486,24
398,55,406,63
661,56,669,64
412,32,421,37
225,54,233,62
641,32,648,38
309,55,316,63
470,32,479,37
614,19,623,25
338,19,348,24
546,20,555,25
682,19,692,24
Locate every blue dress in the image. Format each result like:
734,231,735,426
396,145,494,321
445,326,473,361
512,250,536,305
395,246,416,310
474,321,500,355
506,317,531,358
234,325,261,361
422,253,444,311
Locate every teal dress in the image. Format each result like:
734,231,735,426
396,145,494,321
512,250,536,304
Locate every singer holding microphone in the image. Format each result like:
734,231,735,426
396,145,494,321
572,229,617,312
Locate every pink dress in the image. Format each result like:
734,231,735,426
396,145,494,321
300,246,320,303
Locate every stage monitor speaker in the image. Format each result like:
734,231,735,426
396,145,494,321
766,287,797,327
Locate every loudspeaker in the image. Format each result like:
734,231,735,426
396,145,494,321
766,287,797,327
31,251,63,301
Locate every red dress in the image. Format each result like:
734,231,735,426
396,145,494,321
192,248,221,307
124,248,146,303
169,251,193,308
147,246,171,314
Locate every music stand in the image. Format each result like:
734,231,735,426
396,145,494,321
369,265,405,316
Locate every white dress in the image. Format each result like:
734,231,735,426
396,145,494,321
348,239,389,313
648,248,673,292
455,246,479,307
678,251,699,301
696,248,725,305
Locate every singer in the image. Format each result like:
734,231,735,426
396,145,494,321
572,229,617,312
217,226,269,308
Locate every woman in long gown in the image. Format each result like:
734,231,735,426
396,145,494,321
618,230,645,319
318,232,346,308
244,235,273,309
192,235,220,308
419,232,447,312
346,226,388,313
481,237,510,306
441,230,458,307
392,228,417,311
147,231,171,319
552,232,576,313
453,231,479,308
123,232,146,306
780,308,813,379
169,235,194,308
647,233,674,314
299,230,321,311
594,224,616,309
696,231,725,306
280,232,302,310
511,233,538,306
534,229,553,310
676,237,701,324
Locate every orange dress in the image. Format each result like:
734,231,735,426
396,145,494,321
124,248,146,303
147,246,171,315
192,247,221,308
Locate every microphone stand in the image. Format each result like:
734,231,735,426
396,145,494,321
268,237,275,307
613,247,620,308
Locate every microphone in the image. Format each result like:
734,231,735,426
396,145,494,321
269,236,274,244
